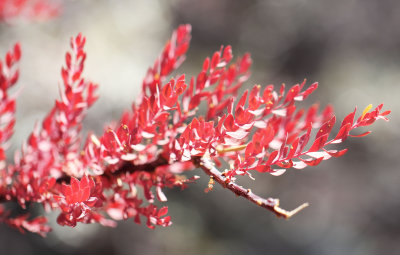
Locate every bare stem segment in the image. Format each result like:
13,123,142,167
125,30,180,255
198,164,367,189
193,157,309,219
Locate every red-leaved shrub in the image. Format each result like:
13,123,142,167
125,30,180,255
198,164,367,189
0,25,390,236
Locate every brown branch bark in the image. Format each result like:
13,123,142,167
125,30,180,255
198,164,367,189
193,157,309,219
56,154,169,184
110,155,168,176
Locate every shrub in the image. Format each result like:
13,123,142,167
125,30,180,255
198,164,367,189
0,25,390,236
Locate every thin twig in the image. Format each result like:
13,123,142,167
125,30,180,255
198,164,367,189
216,144,248,153
193,157,309,218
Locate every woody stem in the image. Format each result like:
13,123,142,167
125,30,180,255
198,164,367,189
193,156,309,218
56,154,169,184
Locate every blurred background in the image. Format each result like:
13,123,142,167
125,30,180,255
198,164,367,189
0,0,399,254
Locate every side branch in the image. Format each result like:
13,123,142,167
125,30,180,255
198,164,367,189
193,157,309,218
56,155,169,184
109,155,169,176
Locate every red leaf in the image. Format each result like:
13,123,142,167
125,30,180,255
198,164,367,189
10,70,19,85
301,82,318,100
325,149,348,157
308,134,328,152
341,109,356,128
239,53,252,73
333,123,351,143
210,51,220,70
202,57,210,71
301,157,324,166
287,137,299,159
6,52,12,68
248,85,261,110
349,131,371,138
223,46,233,63
116,124,130,145
80,176,89,190
270,169,286,176
224,114,237,132
158,207,168,217
237,90,248,109
297,125,312,154
163,82,172,98
14,43,21,61
316,116,336,140
321,104,334,123
245,142,254,158
189,94,201,110
72,71,81,82
156,186,167,202
81,187,91,202
256,164,271,173
284,84,300,104
71,177,79,193
65,52,71,69
266,150,279,165
154,112,169,123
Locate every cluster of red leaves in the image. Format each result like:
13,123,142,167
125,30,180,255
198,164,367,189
0,0,60,21
0,25,390,236
0,43,20,161
0,205,50,237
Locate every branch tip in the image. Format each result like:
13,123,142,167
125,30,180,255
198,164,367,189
274,202,309,219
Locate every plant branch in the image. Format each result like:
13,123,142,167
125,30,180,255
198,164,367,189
108,155,169,177
0,155,169,203
56,154,169,184
193,157,309,218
